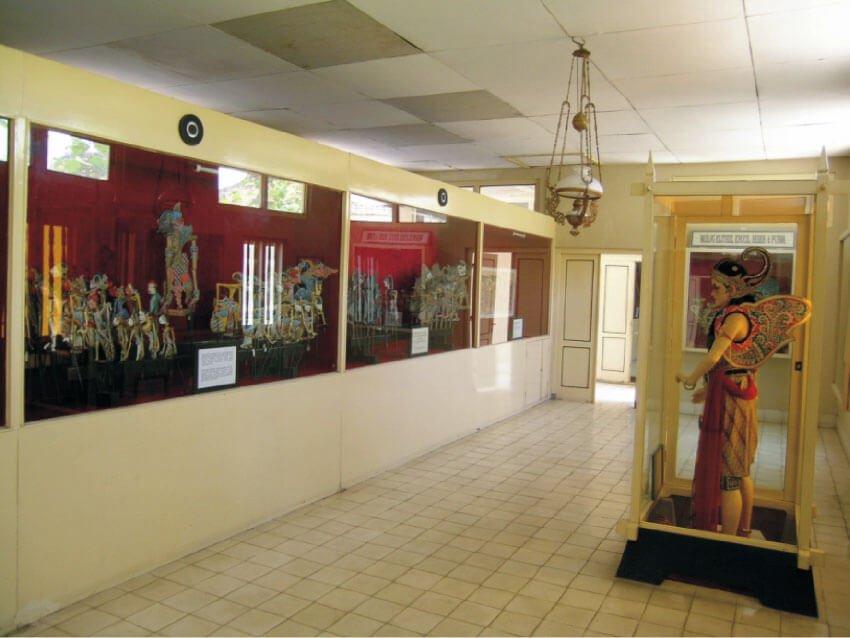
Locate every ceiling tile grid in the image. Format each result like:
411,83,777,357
2,0,850,169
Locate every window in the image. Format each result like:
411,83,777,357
399,206,446,224
479,184,536,210
351,194,393,222
46,130,110,180
218,166,261,208
267,176,305,214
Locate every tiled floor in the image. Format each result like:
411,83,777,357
15,385,850,637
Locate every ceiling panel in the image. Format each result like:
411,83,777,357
233,108,341,136
438,118,552,142
312,54,478,99
290,100,424,129
543,0,743,35
748,3,850,64
763,123,850,158
167,0,325,24
640,103,761,134
349,0,565,51
756,58,850,100
383,90,521,123
616,68,756,109
760,95,850,127
213,0,420,69
0,0,194,53
585,20,751,80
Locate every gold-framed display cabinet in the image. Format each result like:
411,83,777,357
616,154,847,616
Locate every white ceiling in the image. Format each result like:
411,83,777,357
1,0,849,171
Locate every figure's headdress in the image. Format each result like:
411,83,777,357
711,246,771,300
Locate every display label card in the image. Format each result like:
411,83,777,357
512,318,524,339
691,230,795,249
197,345,237,391
410,327,429,356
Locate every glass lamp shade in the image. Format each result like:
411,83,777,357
554,167,603,201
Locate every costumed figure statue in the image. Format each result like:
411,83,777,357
676,247,811,536
157,203,200,315
85,275,115,362
140,311,161,359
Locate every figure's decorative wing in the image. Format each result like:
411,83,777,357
724,295,812,368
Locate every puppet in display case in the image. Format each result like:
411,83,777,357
347,259,470,361
674,247,811,537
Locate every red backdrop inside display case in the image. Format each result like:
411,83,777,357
25,125,342,420
0,121,8,426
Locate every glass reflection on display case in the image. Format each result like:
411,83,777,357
480,225,550,346
0,118,9,426
346,195,476,366
25,124,342,421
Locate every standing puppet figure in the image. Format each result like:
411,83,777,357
676,247,811,536
157,203,200,314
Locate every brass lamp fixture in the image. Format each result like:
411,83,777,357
544,38,603,236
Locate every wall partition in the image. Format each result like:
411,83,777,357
0,117,8,427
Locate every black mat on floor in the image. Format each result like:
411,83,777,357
616,528,817,617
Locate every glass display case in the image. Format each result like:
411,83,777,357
619,190,821,616
346,195,476,366
25,124,342,421
479,224,550,346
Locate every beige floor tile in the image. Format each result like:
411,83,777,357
429,617,481,636
289,602,346,630
599,594,645,619
56,609,121,635
97,592,155,617
195,574,244,597
134,578,186,602
264,618,320,636
162,588,219,614
354,597,406,623
685,611,733,636
195,598,250,625
641,602,687,629
169,563,220,585
732,621,781,636
544,602,595,629
258,592,311,617
159,614,221,636
505,593,556,617
91,620,150,636
467,585,514,609
450,600,500,626
432,576,477,599
229,608,286,634
390,607,443,634
648,588,693,611
410,591,463,616
736,603,782,631
691,595,736,620
560,587,605,611
317,587,370,612
634,619,685,636
344,573,392,596
589,610,639,635
225,582,278,607
488,609,541,635
325,612,383,636
126,602,185,632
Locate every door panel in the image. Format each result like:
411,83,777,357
597,256,638,383
553,254,599,401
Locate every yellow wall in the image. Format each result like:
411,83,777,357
0,45,555,632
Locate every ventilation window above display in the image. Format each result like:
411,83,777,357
267,176,305,214
218,166,261,208
399,206,446,223
479,184,536,210
351,194,393,222
46,130,109,180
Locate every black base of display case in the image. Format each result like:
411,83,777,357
616,528,817,617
